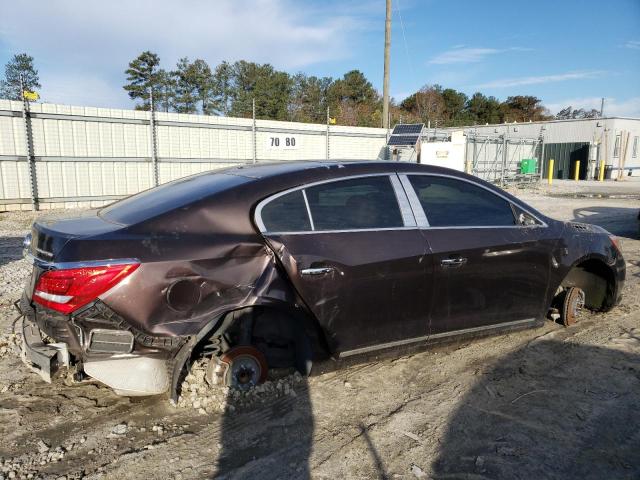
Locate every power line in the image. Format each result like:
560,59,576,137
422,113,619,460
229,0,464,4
395,0,423,120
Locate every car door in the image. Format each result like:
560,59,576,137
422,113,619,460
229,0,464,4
400,173,554,336
256,174,434,355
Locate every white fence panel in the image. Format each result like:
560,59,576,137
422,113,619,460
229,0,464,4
0,100,392,210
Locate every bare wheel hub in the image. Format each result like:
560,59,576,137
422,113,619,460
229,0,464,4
206,346,268,389
562,287,585,326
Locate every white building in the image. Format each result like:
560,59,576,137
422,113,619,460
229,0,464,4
451,117,640,179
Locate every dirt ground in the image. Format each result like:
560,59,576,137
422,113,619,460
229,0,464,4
0,180,638,480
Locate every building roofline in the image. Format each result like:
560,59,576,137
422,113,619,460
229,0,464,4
441,116,640,130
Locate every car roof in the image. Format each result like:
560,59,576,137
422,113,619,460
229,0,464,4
222,160,459,180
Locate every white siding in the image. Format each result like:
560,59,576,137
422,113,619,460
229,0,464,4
0,100,388,210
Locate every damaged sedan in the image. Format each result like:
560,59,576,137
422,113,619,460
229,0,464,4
17,161,626,399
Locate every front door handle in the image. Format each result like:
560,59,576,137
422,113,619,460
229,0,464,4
301,267,334,276
441,257,467,268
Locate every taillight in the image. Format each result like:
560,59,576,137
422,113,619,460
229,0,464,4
33,263,139,314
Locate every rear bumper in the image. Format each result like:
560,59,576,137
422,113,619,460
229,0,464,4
20,316,70,383
16,296,173,396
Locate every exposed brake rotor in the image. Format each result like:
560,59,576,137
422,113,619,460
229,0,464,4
206,346,268,389
562,287,585,327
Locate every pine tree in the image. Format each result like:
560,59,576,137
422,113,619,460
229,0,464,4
123,51,161,110
0,53,41,101
155,69,176,113
172,57,199,114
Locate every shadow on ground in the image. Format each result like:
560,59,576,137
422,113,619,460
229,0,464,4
0,236,26,268
215,379,314,479
432,337,640,479
572,206,639,239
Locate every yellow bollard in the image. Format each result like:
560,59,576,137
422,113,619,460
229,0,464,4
574,160,580,181
598,161,605,181
548,159,554,185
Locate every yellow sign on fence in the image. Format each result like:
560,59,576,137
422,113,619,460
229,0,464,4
22,90,39,101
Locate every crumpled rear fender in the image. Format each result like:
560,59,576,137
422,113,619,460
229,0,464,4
100,245,308,338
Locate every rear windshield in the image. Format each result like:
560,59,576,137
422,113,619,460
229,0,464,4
99,172,248,225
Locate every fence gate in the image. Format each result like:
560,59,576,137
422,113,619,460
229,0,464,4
466,133,542,185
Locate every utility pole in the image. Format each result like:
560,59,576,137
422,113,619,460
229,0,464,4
382,0,391,129
600,97,605,118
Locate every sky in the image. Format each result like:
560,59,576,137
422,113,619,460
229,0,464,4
1,0,639,117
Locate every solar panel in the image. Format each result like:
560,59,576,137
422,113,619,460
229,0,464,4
391,123,424,135
387,134,420,146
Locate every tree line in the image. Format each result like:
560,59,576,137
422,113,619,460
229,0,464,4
1,52,602,128
123,51,383,126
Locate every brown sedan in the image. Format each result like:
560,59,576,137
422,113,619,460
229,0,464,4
18,161,625,398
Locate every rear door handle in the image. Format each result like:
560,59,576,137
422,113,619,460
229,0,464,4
301,267,334,276
441,257,467,268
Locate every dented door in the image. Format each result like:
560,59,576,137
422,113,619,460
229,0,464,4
256,174,434,354
264,229,432,353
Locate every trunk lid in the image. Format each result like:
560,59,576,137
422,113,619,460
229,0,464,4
29,211,121,262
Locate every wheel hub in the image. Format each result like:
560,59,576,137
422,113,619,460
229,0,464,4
206,346,268,389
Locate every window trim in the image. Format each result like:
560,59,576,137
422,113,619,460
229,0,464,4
254,173,415,235
399,173,548,229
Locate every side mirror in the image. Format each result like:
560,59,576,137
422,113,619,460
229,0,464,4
518,212,537,226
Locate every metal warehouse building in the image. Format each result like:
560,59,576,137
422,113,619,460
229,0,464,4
453,117,640,180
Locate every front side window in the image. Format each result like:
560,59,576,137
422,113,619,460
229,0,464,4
305,176,404,231
408,175,515,227
260,190,311,232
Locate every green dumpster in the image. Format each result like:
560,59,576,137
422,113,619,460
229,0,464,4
520,158,537,174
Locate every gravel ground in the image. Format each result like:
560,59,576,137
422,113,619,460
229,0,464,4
0,181,638,479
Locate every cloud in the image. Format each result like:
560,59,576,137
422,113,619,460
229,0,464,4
476,71,604,88
0,0,364,107
544,96,640,118
1,0,358,68
623,40,640,50
428,46,531,65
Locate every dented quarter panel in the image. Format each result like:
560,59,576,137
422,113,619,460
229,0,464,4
100,245,300,337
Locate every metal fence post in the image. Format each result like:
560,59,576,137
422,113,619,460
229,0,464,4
468,134,476,175
326,107,330,160
538,136,545,182
252,98,257,164
500,134,507,187
20,75,39,210
149,90,159,186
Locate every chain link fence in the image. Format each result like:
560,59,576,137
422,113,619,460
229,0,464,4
465,133,543,186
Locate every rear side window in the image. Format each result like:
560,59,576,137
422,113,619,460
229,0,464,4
408,175,515,227
305,176,403,231
260,190,311,232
